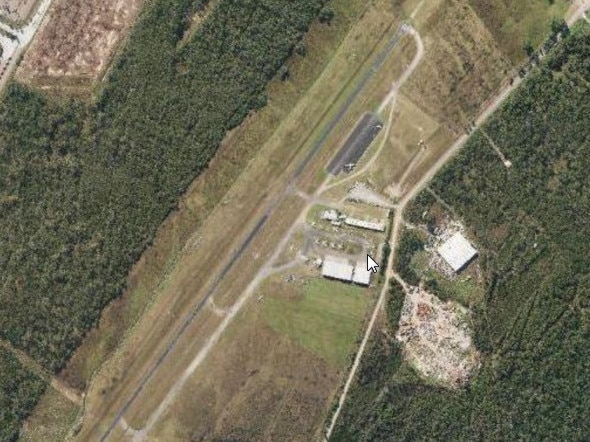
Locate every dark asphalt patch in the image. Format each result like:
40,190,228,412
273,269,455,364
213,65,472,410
327,112,383,175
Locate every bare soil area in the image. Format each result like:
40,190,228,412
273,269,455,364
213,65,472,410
16,0,142,85
0,0,36,23
396,286,479,387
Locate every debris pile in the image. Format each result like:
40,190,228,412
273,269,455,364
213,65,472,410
396,287,479,387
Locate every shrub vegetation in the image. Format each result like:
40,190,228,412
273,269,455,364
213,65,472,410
0,0,326,372
332,24,590,440
0,349,46,442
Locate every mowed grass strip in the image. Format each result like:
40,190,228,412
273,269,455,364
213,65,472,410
263,278,369,367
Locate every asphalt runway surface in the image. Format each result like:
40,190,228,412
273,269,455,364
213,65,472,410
327,111,383,175
100,22,406,441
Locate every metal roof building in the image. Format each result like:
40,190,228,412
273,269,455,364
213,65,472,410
437,232,477,272
322,256,354,282
344,217,385,232
352,264,372,286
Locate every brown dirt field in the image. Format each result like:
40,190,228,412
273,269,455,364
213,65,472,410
397,287,480,387
15,0,142,85
0,0,36,23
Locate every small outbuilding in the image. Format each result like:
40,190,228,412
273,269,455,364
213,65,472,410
437,232,477,272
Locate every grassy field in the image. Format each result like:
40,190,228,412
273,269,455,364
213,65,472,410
468,0,568,62
263,277,369,367
333,22,590,440
150,300,343,441
142,271,373,440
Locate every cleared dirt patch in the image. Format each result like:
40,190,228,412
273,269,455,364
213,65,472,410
0,0,36,23
16,0,142,85
396,286,479,387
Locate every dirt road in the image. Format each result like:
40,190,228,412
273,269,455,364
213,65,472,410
324,6,590,439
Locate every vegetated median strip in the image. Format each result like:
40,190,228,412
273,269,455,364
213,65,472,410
100,20,408,442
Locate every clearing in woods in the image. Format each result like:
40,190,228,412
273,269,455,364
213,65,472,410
15,0,142,87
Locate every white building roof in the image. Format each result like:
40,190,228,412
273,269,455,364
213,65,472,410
321,209,339,221
352,264,371,286
322,256,354,282
344,217,385,232
437,232,477,272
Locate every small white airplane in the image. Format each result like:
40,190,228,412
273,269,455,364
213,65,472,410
343,162,356,172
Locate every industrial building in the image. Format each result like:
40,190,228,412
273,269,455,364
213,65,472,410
437,232,477,272
344,217,385,232
321,256,372,286
352,264,372,286
321,256,354,282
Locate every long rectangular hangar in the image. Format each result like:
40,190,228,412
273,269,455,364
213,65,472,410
321,256,373,286
327,112,383,175
322,256,354,282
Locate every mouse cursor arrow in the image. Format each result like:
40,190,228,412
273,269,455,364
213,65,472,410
367,254,379,273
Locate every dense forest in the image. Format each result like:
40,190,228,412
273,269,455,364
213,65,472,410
0,0,327,372
0,349,46,441
332,24,590,440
